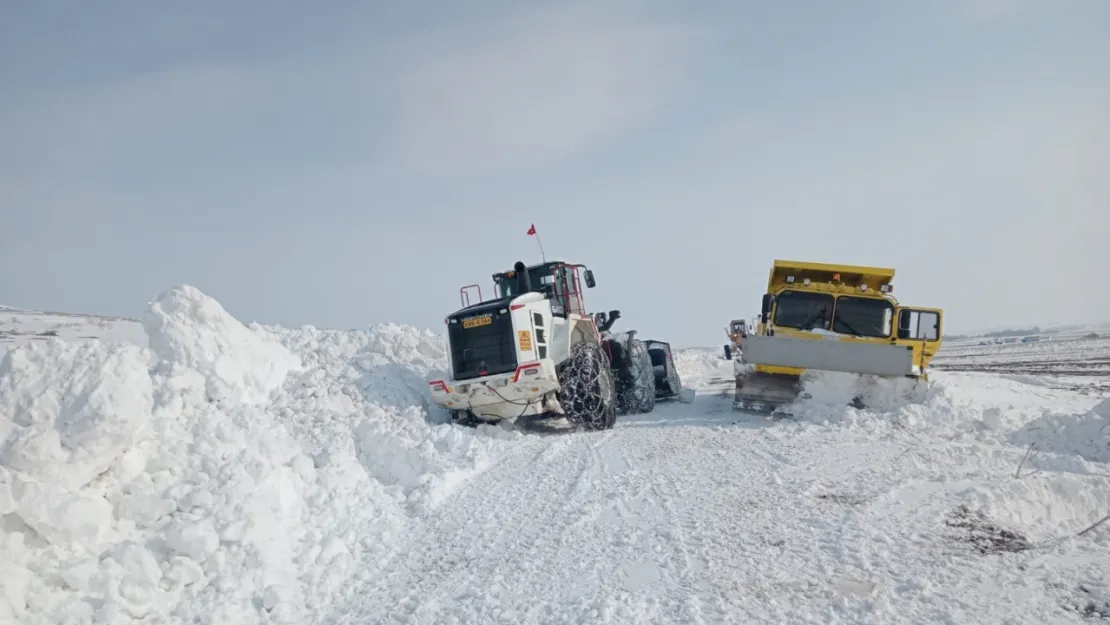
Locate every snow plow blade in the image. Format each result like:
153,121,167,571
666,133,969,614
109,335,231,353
733,371,801,414
741,335,917,377
734,335,918,415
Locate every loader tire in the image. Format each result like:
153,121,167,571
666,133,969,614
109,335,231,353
622,339,655,414
559,342,617,431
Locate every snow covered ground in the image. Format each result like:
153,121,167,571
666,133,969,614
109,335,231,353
1,292,1108,624
934,333,1110,395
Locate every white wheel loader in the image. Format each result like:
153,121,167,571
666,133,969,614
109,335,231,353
427,260,657,431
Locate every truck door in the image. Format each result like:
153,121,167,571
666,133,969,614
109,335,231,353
896,307,943,360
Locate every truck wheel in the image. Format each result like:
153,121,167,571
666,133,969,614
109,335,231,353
559,342,617,430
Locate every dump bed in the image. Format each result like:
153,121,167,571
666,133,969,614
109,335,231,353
767,259,895,293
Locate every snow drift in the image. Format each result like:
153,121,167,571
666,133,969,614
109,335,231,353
0,285,517,625
785,368,1110,559
787,368,1108,448
1011,398,1110,466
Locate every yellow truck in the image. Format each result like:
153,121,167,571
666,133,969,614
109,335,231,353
734,259,943,414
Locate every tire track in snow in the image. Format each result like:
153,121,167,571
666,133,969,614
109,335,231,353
651,473,730,625
619,424,740,625
321,435,563,623
330,430,632,625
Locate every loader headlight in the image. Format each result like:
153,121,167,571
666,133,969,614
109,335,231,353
786,275,795,283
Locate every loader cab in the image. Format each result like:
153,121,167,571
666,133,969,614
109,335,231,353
493,261,596,317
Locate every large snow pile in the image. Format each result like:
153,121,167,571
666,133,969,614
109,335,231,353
145,286,301,406
0,285,517,624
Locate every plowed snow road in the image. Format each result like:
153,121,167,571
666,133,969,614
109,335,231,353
324,381,1110,625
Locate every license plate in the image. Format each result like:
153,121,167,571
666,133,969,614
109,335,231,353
462,315,492,329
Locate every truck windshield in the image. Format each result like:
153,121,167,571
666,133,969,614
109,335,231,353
832,296,893,338
773,291,834,331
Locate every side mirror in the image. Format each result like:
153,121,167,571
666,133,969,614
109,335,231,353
584,269,596,288
761,293,775,317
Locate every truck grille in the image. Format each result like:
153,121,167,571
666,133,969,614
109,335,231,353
448,308,518,381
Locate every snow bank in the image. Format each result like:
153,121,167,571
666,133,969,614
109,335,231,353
265,322,519,514
145,285,301,406
784,369,1107,446
0,339,152,492
954,470,1110,542
0,285,517,625
1010,398,1110,466
786,372,1110,552
784,370,937,428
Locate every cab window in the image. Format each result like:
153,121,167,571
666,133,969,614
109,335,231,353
899,309,941,341
832,296,894,338
773,290,834,331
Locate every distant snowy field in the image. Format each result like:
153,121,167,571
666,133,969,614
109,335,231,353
0,306,148,350
934,330,1110,395
1,293,1108,625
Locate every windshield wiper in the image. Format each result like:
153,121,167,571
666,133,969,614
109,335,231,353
836,317,863,336
798,309,828,331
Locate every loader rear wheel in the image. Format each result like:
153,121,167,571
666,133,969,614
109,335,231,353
619,339,655,414
558,342,617,431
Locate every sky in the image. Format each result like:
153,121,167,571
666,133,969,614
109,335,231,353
1,0,1108,347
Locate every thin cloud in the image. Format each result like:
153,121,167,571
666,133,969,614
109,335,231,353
379,2,698,178
956,0,1041,22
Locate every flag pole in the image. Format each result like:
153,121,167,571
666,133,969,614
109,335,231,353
535,232,546,264
527,223,546,263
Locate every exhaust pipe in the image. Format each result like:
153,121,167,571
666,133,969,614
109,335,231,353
514,261,532,293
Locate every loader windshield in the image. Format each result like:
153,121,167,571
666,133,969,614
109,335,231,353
832,296,894,338
773,291,834,331
496,265,558,298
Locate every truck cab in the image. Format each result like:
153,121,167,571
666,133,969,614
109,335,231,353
752,260,943,377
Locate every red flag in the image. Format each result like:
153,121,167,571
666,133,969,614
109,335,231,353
526,223,536,236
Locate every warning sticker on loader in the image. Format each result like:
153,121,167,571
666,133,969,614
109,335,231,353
518,330,533,351
462,315,492,329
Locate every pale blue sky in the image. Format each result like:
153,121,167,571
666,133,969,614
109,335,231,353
2,0,1107,345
